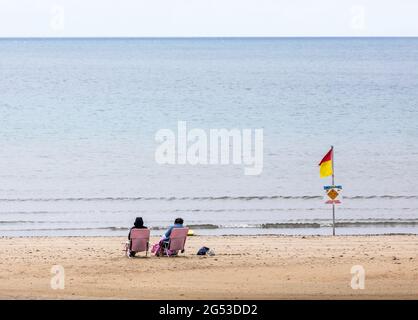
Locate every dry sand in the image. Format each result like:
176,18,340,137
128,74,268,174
0,235,417,299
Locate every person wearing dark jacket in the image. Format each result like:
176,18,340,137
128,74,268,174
128,217,147,240
127,217,147,257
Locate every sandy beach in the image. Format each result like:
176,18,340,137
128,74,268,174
0,235,417,299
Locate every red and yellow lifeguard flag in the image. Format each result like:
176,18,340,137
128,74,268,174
319,148,333,178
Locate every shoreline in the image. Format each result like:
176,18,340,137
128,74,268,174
1,235,417,299
1,232,417,239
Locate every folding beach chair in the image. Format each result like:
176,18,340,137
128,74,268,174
125,228,150,257
162,227,189,257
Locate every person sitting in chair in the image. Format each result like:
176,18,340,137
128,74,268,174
163,217,184,240
160,217,184,255
127,217,147,257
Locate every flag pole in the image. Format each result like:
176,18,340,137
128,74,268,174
331,145,335,236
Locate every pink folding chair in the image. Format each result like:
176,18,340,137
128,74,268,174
163,227,189,257
125,229,150,257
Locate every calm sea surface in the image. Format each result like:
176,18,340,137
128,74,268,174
1,38,417,236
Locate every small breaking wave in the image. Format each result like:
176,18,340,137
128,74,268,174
2,219,417,233
0,195,417,202
261,223,321,228
0,195,320,202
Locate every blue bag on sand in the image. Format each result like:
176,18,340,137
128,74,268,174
197,246,210,255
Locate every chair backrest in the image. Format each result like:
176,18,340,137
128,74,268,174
130,228,150,252
168,227,189,251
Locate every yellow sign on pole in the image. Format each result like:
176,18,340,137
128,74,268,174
324,185,342,204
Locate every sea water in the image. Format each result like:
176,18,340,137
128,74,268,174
0,38,417,236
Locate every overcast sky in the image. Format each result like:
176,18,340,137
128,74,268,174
1,0,417,37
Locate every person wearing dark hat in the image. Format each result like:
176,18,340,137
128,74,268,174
127,217,147,257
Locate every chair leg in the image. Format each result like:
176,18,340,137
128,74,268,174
166,243,169,257
126,240,132,258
